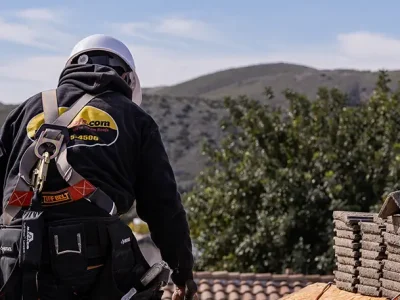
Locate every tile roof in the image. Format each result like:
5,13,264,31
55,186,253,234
134,233,335,299
161,271,334,300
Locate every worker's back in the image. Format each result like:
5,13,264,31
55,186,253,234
1,63,158,219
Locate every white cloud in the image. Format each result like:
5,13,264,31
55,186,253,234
0,8,76,51
337,31,400,59
0,55,66,83
282,32,400,71
112,17,220,42
0,79,56,106
0,17,44,48
15,8,61,23
113,22,161,42
0,55,67,104
2,30,400,104
155,18,218,41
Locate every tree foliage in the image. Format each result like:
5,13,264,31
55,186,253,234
184,71,400,274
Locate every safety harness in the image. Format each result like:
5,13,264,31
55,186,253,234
2,89,117,225
0,89,171,300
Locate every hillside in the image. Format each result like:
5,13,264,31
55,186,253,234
1,63,400,193
140,95,227,192
146,63,400,107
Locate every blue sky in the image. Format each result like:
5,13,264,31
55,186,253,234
1,0,400,103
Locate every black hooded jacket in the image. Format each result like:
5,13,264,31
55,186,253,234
0,64,194,286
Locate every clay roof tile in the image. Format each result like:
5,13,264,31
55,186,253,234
201,290,214,300
293,281,304,292
279,281,291,296
215,291,227,300
212,282,225,293
228,291,241,300
266,282,278,295
198,280,211,293
226,283,238,294
252,281,264,295
268,293,280,300
255,293,268,300
239,281,252,294
241,292,254,300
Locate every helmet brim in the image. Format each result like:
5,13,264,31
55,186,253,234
130,70,142,106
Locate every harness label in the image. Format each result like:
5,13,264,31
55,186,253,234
0,246,13,254
26,226,33,250
42,190,72,205
26,105,119,148
121,237,131,245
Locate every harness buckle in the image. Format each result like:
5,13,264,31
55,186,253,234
34,123,70,142
34,124,70,160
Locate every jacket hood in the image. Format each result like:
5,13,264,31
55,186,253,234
58,64,133,99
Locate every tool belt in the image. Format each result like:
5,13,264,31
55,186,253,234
0,214,170,300
0,89,170,299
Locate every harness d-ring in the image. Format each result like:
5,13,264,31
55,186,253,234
33,130,65,160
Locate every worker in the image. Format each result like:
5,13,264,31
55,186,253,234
0,34,197,300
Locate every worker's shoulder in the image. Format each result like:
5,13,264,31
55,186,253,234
6,91,43,121
18,91,42,107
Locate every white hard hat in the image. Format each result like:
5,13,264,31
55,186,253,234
65,34,142,106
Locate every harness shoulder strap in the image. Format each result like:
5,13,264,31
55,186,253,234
2,89,116,225
52,93,101,126
41,89,59,124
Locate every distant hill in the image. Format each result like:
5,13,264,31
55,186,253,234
1,63,400,194
146,63,400,107
142,86,168,94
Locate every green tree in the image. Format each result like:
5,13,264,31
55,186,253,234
184,70,400,274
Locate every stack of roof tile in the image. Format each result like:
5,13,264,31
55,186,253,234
381,215,400,299
332,211,375,294
333,211,362,293
356,217,386,297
